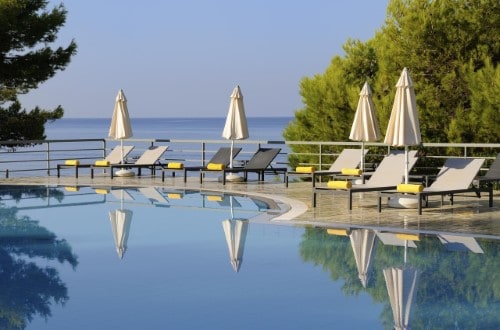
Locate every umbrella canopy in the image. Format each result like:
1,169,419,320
349,82,381,172
109,209,133,259
222,85,249,169
384,68,421,183
349,229,378,288
222,218,248,272
109,89,133,165
383,266,419,330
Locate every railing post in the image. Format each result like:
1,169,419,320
319,143,323,170
46,142,51,175
201,142,206,165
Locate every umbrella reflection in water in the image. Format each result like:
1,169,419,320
349,229,378,288
383,237,419,330
109,189,133,259
221,196,248,272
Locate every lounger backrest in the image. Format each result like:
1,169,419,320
134,146,168,165
138,187,168,204
328,148,367,172
430,158,485,190
483,153,500,180
106,146,135,164
244,148,281,170
367,150,418,186
208,147,242,166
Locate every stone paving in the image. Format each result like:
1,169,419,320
2,171,500,238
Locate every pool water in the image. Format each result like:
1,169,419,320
0,185,498,329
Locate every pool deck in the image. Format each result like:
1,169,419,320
2,173,500,239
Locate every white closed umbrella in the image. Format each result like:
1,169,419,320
109,190,133,259
222,196,249,272
222,85,249,181
349,82,381,172
384,68,421,184
383,266,419,330
349,229,378,288
109,89,134,177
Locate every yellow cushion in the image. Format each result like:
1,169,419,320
94,160,110,166
65,159,80,166
207,195,223,202
296,166,315,173
168,193,182,199
207,163,225,170
341,168,362,176
167,162,184,169
326,228,350,236
396,184,424,193
327,180,352,189
396,233,420,241
94,189,109,195
65,186,79,192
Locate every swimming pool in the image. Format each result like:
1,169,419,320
0,185,498,329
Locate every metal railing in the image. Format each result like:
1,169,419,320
0,138,499,178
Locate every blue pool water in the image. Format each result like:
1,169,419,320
0,185,498,329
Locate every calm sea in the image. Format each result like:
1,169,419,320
45,117,293,141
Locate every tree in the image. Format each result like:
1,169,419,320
284,0,499,167
0,0,77,144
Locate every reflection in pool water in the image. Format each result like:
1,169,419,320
0,185,498,329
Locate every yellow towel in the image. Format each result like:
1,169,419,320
167,193,182,199
167,162,184,169
396,233,420,241
94,160,110,166
65,186,79,192
207,163,225,170
326,228,350,236
65,159,80,166
327,180,352,189
207,195,223,202
296,166,315,173
396,184,423,193
94,189,109,195
341,168,362,176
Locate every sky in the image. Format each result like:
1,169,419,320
19,1,389,118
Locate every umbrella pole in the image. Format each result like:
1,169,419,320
229,140,234,169
120,139,124,165
405,145,409,184
361,142,365,173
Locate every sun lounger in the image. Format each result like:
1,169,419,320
476,153,500,207
285,148,367,187
313,150,419,210
161,147,243,183
57,145,134,178
201,147,286,185
95,146,168,179
377,157,486,215
138,187,169,205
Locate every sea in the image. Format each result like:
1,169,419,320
44,117,294,141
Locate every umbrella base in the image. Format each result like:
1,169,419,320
114,169,135,177
388,196,418,208
224,173,245,182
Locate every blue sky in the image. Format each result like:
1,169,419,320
19,1,388,118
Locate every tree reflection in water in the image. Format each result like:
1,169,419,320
0,187,77,329
299,227,500,329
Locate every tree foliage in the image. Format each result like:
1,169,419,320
284,0,499,166
299,227,500,329
0,0,76,144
